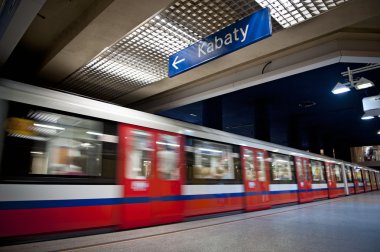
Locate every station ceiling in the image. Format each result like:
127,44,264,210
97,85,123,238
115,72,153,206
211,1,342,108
0,0,380,161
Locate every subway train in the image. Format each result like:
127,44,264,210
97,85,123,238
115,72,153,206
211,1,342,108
0,78,379,241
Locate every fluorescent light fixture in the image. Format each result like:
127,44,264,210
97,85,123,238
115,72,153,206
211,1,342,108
30,151,44,155
361,110,377,120
361,115,374,120
156,141,180,147
34,123,65,130
354,77,374,90
275,159,289,163
331,82,350,94
132,130,151,136
198,148,223,153
86,131,103,136
377,130,380,135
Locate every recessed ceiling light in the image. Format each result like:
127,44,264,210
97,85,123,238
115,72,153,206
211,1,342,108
361,115,374,120
354,77,374,90
331,82,350,94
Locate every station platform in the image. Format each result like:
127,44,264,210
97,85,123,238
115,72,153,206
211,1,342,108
1,191,380,252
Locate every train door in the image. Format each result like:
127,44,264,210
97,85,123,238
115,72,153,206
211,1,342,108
332,163,345,197
119,124,183,229
242,147,270,211
344,165,355,195
370,172,377,191
326,163,337,198
353,168,364,193
152,130,184,225
363,170,372,192
295,157,313,203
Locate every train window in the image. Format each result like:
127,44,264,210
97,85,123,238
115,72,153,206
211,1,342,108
333,164,343,182
303,159,310,181
296,158,304,181
257,151,266,182
192,139,235,180
126,130,153,179
157,134,180,180
244,149,256,180
269,153,296,184
355,169,363,182
345,166,353,182
185,137,241,184
370,172,376,185
310,160,326,183
364,171,370,184
1,101,117,183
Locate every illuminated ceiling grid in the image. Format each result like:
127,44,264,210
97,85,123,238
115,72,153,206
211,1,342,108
60,0,349,101
255,0,349,28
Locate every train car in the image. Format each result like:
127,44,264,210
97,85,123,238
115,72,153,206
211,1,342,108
0,79,376,241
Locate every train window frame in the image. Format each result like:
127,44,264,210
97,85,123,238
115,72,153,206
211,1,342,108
243,148,256,181
355,169,363,182
156,133,180,181
125,129,153,180
256,151,266,182
303,159,311,182
310,160,327,184
333,164,343,183
268,152,296,184
345,166,353,183
0,101,118,185
185,137,242,185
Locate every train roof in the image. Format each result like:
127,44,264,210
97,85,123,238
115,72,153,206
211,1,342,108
0,78,377,172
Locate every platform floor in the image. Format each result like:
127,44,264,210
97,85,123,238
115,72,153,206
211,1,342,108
1,191,380,252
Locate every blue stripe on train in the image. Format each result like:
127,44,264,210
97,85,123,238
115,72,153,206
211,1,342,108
298,188,328,193
0,188,331,210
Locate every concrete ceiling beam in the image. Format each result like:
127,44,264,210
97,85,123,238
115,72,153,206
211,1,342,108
38,0,172,83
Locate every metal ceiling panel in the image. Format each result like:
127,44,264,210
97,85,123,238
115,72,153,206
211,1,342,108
60,0,349,101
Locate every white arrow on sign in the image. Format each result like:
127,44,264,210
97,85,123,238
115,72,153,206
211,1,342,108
172,55,185,70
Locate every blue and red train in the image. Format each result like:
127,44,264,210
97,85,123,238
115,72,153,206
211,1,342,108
0,79,379,240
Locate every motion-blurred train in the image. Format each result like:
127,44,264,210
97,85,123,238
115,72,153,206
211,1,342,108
0,79,379,241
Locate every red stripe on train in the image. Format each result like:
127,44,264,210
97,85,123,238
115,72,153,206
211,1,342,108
0,205,118,237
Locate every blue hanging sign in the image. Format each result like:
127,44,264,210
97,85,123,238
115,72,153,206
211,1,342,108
168,8,272,78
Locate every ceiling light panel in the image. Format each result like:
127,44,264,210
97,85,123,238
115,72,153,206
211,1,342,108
60,0,283,102
61,0,350,102
255,0,350,28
